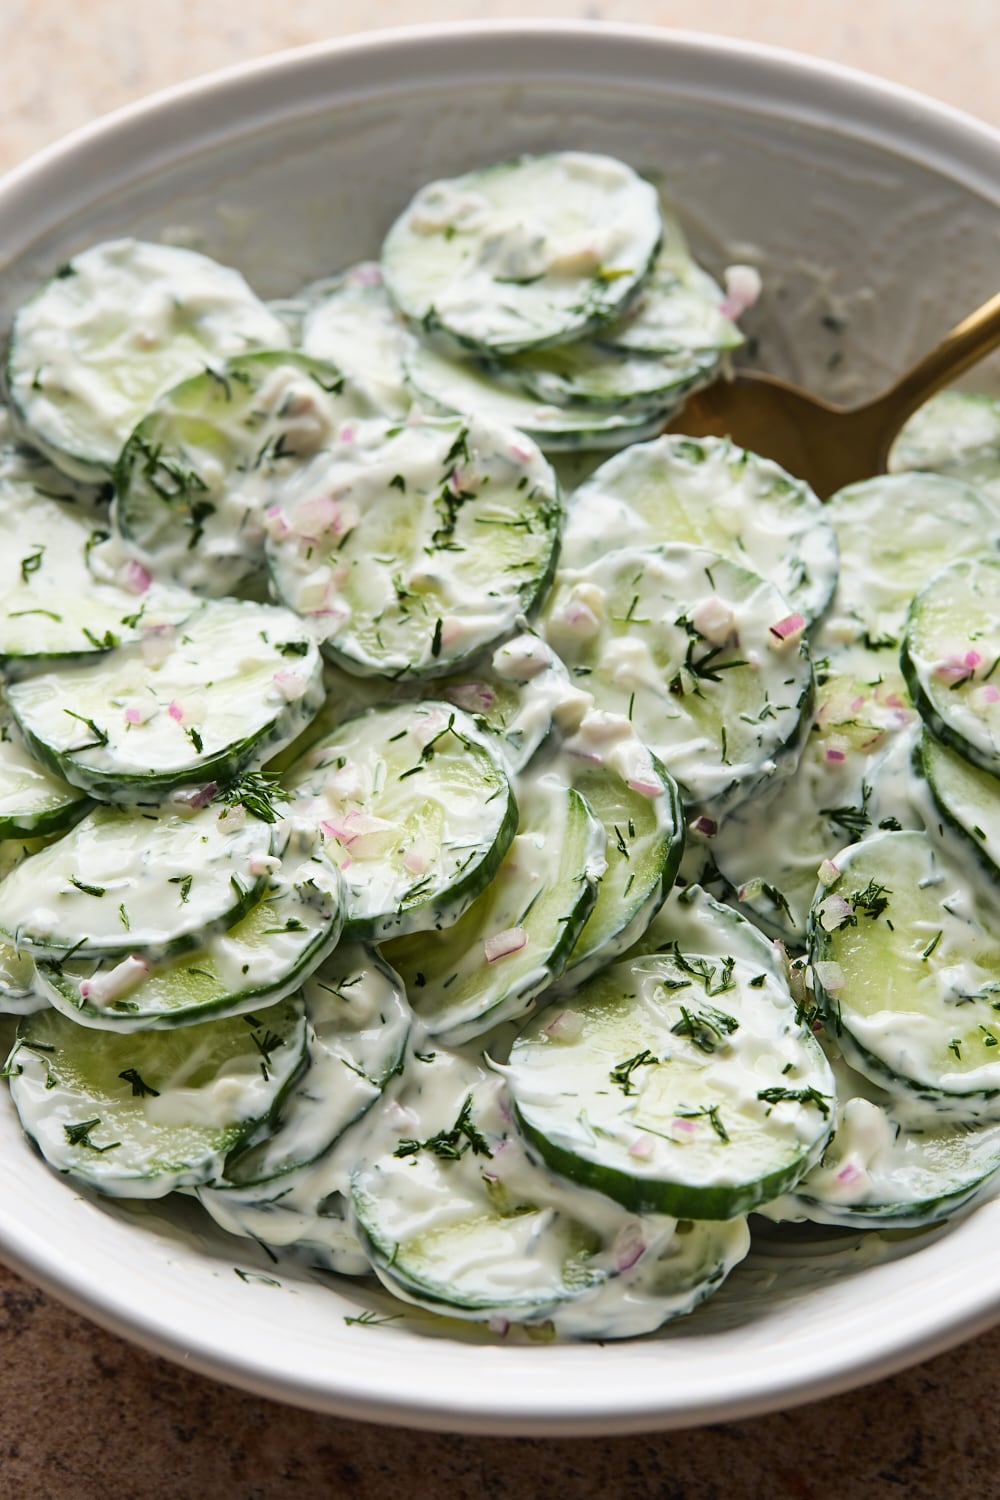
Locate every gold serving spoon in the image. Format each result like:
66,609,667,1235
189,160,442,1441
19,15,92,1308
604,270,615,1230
665,290,1000,499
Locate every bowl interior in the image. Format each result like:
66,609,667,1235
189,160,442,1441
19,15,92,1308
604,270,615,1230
2,23,1000,1435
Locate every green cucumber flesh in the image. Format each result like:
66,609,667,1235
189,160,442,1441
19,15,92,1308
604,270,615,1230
382,773,605,1044
283,700,517,941
543,543,813,811
266,413,560,679
7,238,290,480
115,351,371,595
5,994,307,1197
507,952,834,1220
809,830,1000,1109
0,797,274,961
35,836,344,1029
8,597,324,800
902,556,1000,779
560,434,838,626
381,152,662,356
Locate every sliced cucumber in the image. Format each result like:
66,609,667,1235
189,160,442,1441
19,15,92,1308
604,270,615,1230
8,597,324,800
283,700,517,941
553,746,684,983
0,464,193,661
0,797,273,961
543,543,813,810
404,340,668,454
600,216,743,356
629,882,788,981
7,239,290,479
382,772,605,1044
809,830,1000,1110
300,264,413,419
381,153,661,356
822,472,1000,644
506,953,833,1220
713,655,921,942
888,390,1000,506
787,1045,1000,1229
35,836,344,1029
489,340,716,415
918,727,1000,882
0,707,89,838
350,1049,681,1328
266,413,560,678
198,1169,369,1277
902,556,1000,778
559,435,838,626
5,995,307,1197
222,944,411,1186
115,351,370,595
0,838,52,1011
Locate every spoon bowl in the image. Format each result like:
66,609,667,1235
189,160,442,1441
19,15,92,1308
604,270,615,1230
668,290,1000,498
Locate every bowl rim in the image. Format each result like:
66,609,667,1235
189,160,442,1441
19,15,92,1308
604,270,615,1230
3,20,1000,1436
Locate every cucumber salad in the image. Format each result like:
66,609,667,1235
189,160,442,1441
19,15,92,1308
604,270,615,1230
3,149,1000,1343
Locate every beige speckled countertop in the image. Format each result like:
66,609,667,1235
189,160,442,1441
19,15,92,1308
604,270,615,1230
3,5,1000,1496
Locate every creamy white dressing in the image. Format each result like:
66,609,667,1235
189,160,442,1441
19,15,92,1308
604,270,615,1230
8,239,290,478
0,799,272,959
266,412,559,677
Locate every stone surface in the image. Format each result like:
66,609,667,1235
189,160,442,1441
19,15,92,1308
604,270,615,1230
2,4,1000,1495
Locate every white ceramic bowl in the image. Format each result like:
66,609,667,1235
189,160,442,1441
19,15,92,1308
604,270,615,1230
3,21,1000,1436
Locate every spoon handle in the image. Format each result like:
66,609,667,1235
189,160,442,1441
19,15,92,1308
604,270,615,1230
872,290,1000,430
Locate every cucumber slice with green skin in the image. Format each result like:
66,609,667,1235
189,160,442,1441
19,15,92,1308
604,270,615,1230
506,953,833,1220
0,838,52,1011
222,944,410,1187
552,745,684,985
382,773,605,1045
820,472,1000,646
0,708,90,838
404,340,670,454
114,352,369,596
0,797,274,961
809,830,1000,1111
7,239,290,481
600,217,744,356
350,1049,689,1328
284,700,517,941
888,390,1000,507
713,655,921,943
488,340,717,415
381,153,662,357
902,557,1000,779
198,1171,370,1277
35,836,344,1030
0,465,194,662
559,435,838,626
266,413,560,679
275,631,583,780
918,727,1000,882
8,598,324,801
543,543,814,811
5,995,307,1198
299,264,413,420
784,1045,1000,1230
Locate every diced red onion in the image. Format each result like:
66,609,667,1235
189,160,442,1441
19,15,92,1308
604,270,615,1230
484,927,528,963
